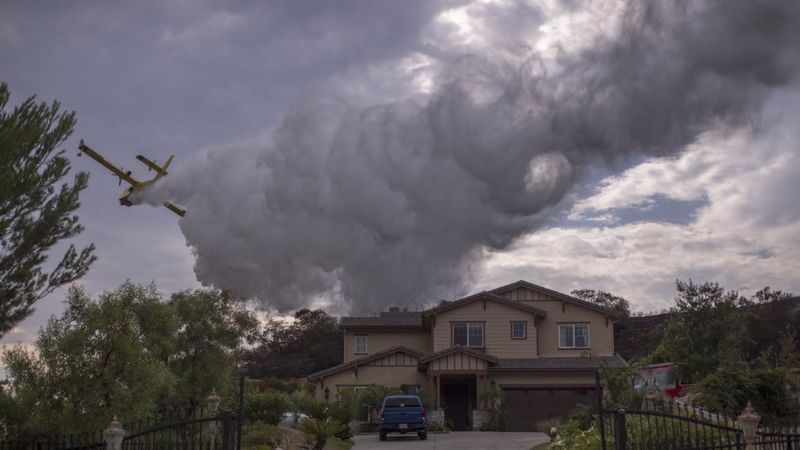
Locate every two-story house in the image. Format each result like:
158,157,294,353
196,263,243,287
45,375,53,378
307,280,627,431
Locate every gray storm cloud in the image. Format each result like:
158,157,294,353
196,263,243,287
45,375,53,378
146,0,800,313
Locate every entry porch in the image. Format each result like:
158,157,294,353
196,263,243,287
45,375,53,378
419,347,499,431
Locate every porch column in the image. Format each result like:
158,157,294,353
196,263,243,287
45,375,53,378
478,375,484,409
436,375,441,409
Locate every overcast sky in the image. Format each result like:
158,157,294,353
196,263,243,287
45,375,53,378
2,0,799,348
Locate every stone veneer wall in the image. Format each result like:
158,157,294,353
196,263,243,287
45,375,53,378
428,409,445,428
471,409,489,431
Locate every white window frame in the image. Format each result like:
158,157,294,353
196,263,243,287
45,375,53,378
511,321,527,340
558,323,590,349
452,322,484,348
354,335,368,354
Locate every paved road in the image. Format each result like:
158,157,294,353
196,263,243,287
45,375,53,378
352,431,549,449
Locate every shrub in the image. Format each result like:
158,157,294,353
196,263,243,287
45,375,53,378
241,422,283,449
328,402,355,440
550,422,603,450
287,389,315,426
478,383,508,431
535,417,563,438
298,418,346,450
427,421,448,433
694,361,798,421
245,388,289,425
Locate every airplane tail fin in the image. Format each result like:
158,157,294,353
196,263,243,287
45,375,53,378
161,155,175,173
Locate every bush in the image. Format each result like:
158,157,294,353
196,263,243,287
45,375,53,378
245,387,289,425
694,361,798,421
250,377,314,394
427,421,448,433
298,418,346,450
550,422,603,450
478,383,508,431
241,422,283,449
287,389,315,426
328,402,355,440
535,417,562,438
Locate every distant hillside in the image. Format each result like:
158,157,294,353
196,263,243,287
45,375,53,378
614,296,800,362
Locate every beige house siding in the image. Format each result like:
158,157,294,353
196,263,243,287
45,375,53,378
343,330,430,362
490,370,597,387
522,300,614,357
499,287,553,301
313,365,426,401
432,300,538,358
428,353,488,372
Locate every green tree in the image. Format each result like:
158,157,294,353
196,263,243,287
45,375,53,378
0,82,95,336
650,280,749,383
243,309,342,379
571,289,631,319
1,283,175,438
0,281,257,439
164,288,259,417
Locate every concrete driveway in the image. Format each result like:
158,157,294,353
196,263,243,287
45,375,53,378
352,431,549,449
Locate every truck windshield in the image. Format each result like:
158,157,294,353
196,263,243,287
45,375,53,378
384,397,421,408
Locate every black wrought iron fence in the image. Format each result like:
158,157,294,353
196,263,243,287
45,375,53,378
0,411,240,450
121,410,239,450
0,433,105,450
602,404,744,450
754,422,800,449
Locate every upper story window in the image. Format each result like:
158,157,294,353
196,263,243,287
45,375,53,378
355,335,368,354
511,321,527,339
559,323,590,349
452,322,484,347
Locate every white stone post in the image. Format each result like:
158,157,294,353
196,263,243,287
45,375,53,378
206,389,222,445
207,389,221,415
103,416,125,450
737,401,761,450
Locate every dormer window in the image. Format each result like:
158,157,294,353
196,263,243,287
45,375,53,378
452,322,484,348
559,323,590,349
355,335,368,354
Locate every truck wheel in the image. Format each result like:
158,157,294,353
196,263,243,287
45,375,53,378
380,431,387,441
419,431,427,440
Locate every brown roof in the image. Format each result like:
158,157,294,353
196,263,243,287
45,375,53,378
491,280,620,318
307,346,424,380
340,311,423,329
491,355,628,371
423,291,547,318
419,345,499,364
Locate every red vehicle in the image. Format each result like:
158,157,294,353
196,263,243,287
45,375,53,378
635,362,688,398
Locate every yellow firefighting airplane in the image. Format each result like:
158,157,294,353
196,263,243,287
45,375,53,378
78,139,186,217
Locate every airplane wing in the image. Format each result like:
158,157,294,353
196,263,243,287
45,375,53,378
78,140,140,186
136,154,173,175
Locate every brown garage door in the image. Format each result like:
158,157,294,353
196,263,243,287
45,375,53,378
502,388,595,432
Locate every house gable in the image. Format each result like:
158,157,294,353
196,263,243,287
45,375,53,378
420,346,499,373
308,346,423,380
492,280,619,318
493,281,617,357
427,292,542,358
425,291,547,318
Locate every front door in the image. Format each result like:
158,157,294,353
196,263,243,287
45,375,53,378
443,383,469,431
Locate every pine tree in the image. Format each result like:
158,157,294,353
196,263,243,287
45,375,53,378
0,82,96,336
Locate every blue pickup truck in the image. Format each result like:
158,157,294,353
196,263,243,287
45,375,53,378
378,395,428,441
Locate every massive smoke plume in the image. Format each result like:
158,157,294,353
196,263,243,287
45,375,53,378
147,0,800,313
